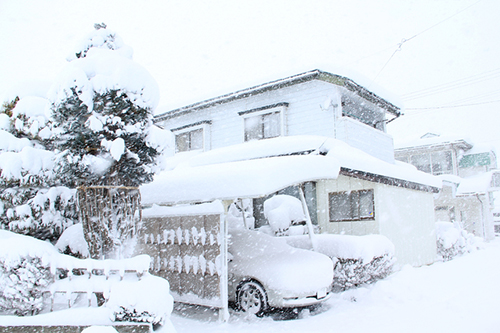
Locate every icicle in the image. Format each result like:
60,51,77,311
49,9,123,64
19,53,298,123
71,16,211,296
176,227,183,245
191,255,199,274
183,255,191,274
199,227,207,245
168,229,175,244
175,256,182,273
207,260,216,276
191,227,199,245
198,255,207,275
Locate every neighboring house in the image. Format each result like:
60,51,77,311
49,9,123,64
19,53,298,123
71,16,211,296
394,134,498,240
147,69,443,268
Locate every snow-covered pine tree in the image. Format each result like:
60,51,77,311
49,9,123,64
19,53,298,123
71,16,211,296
0,93,78,242
49,24,164,259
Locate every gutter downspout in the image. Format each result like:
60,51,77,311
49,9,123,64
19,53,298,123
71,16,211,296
299,185,318,252
475,194,486,239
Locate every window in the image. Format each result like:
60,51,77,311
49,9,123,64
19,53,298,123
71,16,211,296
409,151,453,175
239,103,287,142
329,190,374,222
244,111,281,141
410,154,431,174
341,94,385,131
175,128,203,152
171,121,211,153
430,151,453,175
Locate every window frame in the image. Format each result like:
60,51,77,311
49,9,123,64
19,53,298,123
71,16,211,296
409,150,453,175
340,94,386,131
171,121,211,153
328,189,375,222
239,103,287,142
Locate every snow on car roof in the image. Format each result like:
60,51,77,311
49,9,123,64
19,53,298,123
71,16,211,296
141,135,441,205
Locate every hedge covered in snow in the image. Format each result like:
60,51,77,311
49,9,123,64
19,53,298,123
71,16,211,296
0,230,56,315
106,274,173,326
0,229,174,326
436,222,477,261
286,234,395,290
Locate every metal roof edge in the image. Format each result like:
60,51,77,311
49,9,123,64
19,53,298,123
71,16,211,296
155,69,401,122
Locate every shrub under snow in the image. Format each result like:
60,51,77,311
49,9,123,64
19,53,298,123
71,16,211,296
106,273,173,327
286,234,395,290
436,221,477,261
0,230,55,316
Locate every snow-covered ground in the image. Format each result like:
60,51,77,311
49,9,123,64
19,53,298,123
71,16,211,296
170,238,500,333
2,238,500,332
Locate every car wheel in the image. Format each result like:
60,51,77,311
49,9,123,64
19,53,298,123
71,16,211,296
237,280,268,316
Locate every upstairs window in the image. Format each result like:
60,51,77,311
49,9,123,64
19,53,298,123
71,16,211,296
171,121,211,153
244,111,281,141
410,151,453,175
239,103,288,142
329,189,374,222
341,95,385,131
175,128,203,152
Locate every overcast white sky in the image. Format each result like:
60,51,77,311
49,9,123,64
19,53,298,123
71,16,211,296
1,0,499,148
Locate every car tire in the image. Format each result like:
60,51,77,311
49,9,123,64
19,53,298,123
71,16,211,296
236,280,268,316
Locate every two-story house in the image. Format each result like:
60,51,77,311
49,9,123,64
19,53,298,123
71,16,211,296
395,133,498,239
144,69,442,268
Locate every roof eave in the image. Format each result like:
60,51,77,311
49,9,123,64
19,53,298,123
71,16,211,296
155,69,401,122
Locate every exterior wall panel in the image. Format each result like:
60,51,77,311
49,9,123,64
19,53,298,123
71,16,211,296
317,176,436,268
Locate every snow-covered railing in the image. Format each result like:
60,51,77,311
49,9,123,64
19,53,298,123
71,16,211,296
45,255,151,311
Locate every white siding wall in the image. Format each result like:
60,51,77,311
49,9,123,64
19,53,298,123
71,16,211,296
159,80,396,161
160,80,340,151
336,117,395,163
376,184,436,268
317,176,436,268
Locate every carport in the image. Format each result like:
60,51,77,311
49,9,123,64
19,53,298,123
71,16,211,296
138,152,341,321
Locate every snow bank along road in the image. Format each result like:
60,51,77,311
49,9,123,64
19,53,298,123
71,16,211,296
171,239,500,333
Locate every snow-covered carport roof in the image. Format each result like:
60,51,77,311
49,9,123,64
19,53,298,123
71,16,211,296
456,170,500,196
154,69,401,121
141,136,441,206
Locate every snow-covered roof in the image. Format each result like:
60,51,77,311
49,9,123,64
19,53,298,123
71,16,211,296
155,69,401,121
456,171,500,195
394,134,474,151
141,136,441,205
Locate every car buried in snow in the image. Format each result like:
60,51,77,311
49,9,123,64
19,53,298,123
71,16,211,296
227,228,333,316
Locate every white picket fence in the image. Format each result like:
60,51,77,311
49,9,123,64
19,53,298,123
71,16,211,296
44,255,150,311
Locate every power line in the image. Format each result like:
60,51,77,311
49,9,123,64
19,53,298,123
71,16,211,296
368,0,483,85
406,99,500,110
402,68,500,101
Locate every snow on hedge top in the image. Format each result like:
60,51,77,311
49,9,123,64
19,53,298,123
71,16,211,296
141,135,441,205
0,230,58,267
49,28,159,111
0,229,151,273
286,234,395,263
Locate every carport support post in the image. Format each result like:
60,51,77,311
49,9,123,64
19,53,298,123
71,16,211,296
219,209,230,322
299,185,318,251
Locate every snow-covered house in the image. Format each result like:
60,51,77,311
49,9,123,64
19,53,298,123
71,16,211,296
394,134,498,240
148,69,442,269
